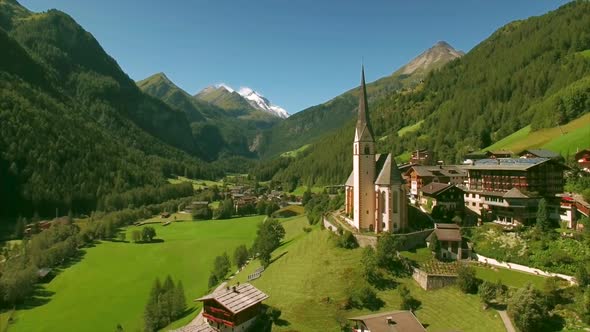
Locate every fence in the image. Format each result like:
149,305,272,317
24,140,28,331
247,266,265,281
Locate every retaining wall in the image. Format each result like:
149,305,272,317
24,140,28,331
412,268,457,290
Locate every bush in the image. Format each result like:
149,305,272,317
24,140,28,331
508,283,550,332
456,264,479,294
338,231,358,249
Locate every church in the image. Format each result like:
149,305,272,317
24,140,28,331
344,68,408,233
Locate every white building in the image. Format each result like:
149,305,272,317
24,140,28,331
344,67,408,233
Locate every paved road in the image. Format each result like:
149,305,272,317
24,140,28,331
497,310,516,332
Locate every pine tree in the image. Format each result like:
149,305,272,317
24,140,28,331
144,278,162,332
174,280,186,318
536,198,551,231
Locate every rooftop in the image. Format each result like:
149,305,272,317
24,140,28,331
464,157,552,171
519,149,560,159
349,310,426,332
195,283,268,314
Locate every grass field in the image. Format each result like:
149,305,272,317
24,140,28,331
288,185,324,196
280,144,310,158
167,176,224,190
398,120,424,137
9,215,264,332
232,222,505,332
484,113,590,155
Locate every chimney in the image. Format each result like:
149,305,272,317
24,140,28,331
386,316,395,325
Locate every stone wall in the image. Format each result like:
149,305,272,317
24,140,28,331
398,229,433,251
412,268,457,290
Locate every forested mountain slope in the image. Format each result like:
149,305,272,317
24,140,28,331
0,0,221,217
257,41,463,158
266,1,590,187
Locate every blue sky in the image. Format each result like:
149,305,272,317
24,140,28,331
22,0,569,114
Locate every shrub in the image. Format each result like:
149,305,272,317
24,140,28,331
456,264,479,294
338,231,358,249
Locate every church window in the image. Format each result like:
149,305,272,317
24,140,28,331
366,210,369,214
364,145,370,154
380,191,386,214
392,191,398,213
382,222,386,229
369,224,374,232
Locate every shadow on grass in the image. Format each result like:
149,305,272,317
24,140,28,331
370,274,398,291
269,251,288,265
134,238,165,244
20,285,55,310
278,239,293,248
542,314,565,331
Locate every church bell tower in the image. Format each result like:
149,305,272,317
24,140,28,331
352,67,376,231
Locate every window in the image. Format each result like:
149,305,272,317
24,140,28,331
380,191,386,214
392,191,398,213
364,145,370,154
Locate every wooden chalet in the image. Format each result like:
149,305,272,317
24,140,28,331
419,183,464,211
195,283,268,332
410,149,433,166
404,165,466,199
349,310,426,332
518,149,562,161
426,223,468,260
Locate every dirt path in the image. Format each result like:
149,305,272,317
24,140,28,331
497,310,516,332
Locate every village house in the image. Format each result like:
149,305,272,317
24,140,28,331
419,183,464,213
404,165,466,201
344,67,408,233
575,149,590,171
426,223,468,260
463,158,566,226
195,283,268,332
518,148,563,161
410,149,433,166
185,201,209,213
348,310,426,332
234,195,257,211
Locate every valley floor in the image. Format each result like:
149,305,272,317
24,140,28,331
7,216,264,332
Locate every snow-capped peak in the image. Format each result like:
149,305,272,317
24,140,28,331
237,86,289,119
215,83,234,93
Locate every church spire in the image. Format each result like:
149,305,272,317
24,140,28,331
356,66,374,141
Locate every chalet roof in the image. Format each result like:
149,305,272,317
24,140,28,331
429,223,461,242
519,149,560,159
420,183,453,196
465,158,552,171
406,165,466,178
349,310,426,332
503,188,530,199
195,283,268,314
375,154,404,186
489,150,513,155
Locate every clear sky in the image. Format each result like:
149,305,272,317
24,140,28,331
21,0,569,114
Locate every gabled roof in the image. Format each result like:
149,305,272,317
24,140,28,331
503,188,530,199
489,150,513,155
421,183,461,196
428,223,461,242
349,310,426,332
195,283,268,314
519,149,560,159
405,165,466,178
375,154,403,185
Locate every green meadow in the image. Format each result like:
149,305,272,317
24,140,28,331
9,215,264,332
232,218,508,332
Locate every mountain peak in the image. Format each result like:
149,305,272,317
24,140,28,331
398,41,464,75
237,87,289,119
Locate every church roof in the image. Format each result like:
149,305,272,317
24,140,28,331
375,154,403,185
355,66,374,142
345,171,354,187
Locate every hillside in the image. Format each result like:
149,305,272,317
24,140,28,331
138,74,284,159
0,0,221,217
268,1,590,187
257,41,464,158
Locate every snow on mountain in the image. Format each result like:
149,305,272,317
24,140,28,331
215,83,234,93
237,87,289,119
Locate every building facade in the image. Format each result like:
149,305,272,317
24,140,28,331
344,68,408,233
463,158,566,225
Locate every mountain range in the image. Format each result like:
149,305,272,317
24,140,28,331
2,0,589,217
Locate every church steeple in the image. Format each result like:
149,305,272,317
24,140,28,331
355,66,374,142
